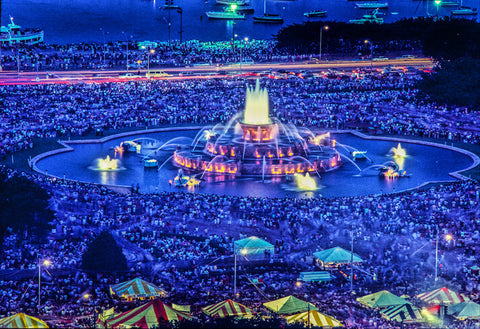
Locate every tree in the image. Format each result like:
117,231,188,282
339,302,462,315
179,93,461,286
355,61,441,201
82,231,128,273
0,171,53,244
416,58,480,107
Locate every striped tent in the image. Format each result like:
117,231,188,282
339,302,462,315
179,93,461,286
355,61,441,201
202,299,253,318
286,310,343,327
447,301,480,320
264,296,318,314
106,299,193,329
357,290,408,309
0,313,49,328
110,278,167,300
416,287,468,306
381,303,423,323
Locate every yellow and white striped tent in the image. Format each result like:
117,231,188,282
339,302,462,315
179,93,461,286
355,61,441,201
286,310,343,327
202,299,253,318
0,313,49,328
110,278,167,300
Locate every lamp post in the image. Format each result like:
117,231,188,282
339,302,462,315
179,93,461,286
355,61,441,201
240,37,248,69
83,293,96,327
122,32,132,72
435,0,441,17
231,4,238,52
435,232,453,282
147,49,155,78
350,230,354,292
38,259,51,308
234,247,247,297
319,25,329,61
100,28,107,69
364,39,373,71
177,7,183,43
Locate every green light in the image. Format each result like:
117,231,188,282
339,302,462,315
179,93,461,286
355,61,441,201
231,4,238,11
435,0,441,4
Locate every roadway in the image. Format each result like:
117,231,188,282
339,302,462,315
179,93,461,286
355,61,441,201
0,57,433,85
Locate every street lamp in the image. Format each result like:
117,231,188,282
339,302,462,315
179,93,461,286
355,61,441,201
240,37,248,69
38,259,51,308
434,0,441,17
231,4,238,52
177,7,184,43
122,32,132,72
234,247,247,297
364,39,373,71
435,233,453,282
319,25,329,61
147,49,155,78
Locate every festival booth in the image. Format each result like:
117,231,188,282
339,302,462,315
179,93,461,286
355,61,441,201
416,287,468,306
286,310,343,327
202,299,254,318
234,236,274,260
0,313,49,328
380,303,423,323
263,295,318,314
110,278,167,301
105,299,193,329
313,247,363,268
447,301,480,320
357,290,408,309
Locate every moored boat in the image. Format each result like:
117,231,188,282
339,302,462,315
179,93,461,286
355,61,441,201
451,6,477,14
216,0,248,5
253,0,284,23
206,10,246,19
0,16,43,45
304,9,327,17
349,9,384,23
356,2,388,9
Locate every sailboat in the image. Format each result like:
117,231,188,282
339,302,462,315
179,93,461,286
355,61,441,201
253,0,284,23
451,0,477,15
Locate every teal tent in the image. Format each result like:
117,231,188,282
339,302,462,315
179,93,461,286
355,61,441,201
448,301,480,320
313,247,363,267
357,290,409,309
234,236,274,259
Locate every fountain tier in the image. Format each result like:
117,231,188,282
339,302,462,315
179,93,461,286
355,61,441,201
173,81,342,177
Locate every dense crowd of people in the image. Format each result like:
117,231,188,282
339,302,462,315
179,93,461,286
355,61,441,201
0,40,480,328
1,74,479,159
0,38,421,72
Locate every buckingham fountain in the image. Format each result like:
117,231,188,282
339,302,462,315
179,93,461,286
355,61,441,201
172,80,342,180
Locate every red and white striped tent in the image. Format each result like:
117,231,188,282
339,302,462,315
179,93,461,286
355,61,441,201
416,287,469,306
106,299,193,329
0,313,48,328
110,278,167,301
202,299,254,318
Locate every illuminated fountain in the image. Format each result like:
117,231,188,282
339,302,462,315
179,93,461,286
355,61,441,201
94,155,121,171
390,143,406,158
172,80,342,179
294,173,317,191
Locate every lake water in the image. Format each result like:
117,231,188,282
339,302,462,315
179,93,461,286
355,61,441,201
34,130,474,198
3,0,479,44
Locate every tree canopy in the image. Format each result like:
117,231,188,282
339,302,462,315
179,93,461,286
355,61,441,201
82,231,128,273
0,171,53,244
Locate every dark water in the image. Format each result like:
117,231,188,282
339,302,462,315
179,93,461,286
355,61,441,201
34,130,474,198
3,0,479,44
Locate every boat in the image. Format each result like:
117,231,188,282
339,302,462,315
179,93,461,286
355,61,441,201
236,6,255,13
441,1,460,6
356,2,388,9
0,16,44,45
451,6,477,14
349,9,384,23
352,151,368,161
143,158,159,169
304,10,327,17
216,0,248,5
206,9,246,19
253,0,284,23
